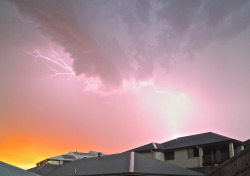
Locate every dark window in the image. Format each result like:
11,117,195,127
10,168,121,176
165,151,175,160
187,148,199,158
220,145,230,161
194,148,199,157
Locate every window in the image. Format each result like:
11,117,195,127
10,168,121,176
165,151,175,160
187,148,199,158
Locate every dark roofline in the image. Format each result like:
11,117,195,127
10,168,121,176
127,149,165,152
165,140,235,151
71,151,89,154
125,132,246,153
161,132,243,150
0,161,40,176
126,142,165,153
166,132,233,142
36,152,91,165
46,152,203,176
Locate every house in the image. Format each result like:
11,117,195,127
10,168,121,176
27,132,246,175
36,151,103,166
127,132,246,169
0,161,40,176
46,152,203,176
162,132,245,168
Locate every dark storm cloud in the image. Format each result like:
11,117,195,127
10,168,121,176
9,0,250,88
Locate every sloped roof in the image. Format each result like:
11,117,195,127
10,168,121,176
37,151,99,165
68,151,101,159
28,164,59,176
47,152,203,176
48,154,76,161
127,142,165,152
162,132,234,150
0,161,40,176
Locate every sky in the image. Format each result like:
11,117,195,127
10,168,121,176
0,0,250,169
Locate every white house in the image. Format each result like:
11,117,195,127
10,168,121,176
127,132,246,168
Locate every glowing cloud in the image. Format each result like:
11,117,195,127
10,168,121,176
11,0,250,88
122,79,192,136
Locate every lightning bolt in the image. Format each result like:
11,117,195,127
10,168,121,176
25,44,75,80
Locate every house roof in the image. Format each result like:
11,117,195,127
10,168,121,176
127,142,165,152
162,132,234,150
47,152,203,176
49,151,98,161
68,151,98,158
28,164,59,176
49,154,76,161
37,151,100,165
0,161,40,176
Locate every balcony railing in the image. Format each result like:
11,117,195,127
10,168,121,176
203,153,230,166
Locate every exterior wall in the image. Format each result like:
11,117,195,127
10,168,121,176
166,149,200,168
139,151,165,161
140,151,154,158
154,151,165,161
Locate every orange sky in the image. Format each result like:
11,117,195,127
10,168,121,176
0,131,119,169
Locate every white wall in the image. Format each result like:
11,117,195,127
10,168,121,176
139,149,200,168
166,149,200,168
154,151,165,161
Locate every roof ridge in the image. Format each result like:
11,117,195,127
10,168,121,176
177,132,211,139
209,132,234,140
163,132,233,143
69,152,78,159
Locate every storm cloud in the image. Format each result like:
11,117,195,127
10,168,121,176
10,0,250,88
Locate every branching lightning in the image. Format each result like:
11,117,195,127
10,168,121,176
25,44,75,80
24,45,187,105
